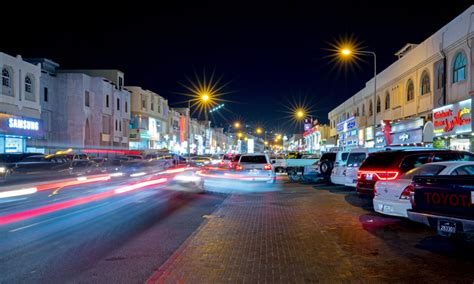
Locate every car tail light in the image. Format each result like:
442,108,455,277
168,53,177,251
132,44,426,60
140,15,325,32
264,164,272,171
236,165,243,171
399,185,415,200
357,170,400,181
219,161,225,167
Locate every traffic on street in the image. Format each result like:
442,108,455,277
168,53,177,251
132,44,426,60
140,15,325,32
1,1,474,283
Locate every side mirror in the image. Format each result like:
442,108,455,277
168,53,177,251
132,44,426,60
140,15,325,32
271,160,276,164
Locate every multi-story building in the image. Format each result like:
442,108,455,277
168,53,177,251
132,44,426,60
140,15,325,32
25,61,131,152
168,108,185,153
328,5,474,151
0,53,42,153
127,86,169,150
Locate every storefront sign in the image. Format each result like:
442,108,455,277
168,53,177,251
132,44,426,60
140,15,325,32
390,128,423,145
433,99,472,136
336,116,356,133
0,114,42,138
365,126,374,141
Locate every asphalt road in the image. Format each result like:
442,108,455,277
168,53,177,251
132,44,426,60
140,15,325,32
2,174,474,283
0,172,227,283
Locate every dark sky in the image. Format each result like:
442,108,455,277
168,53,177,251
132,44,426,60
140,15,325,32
2,1,472,132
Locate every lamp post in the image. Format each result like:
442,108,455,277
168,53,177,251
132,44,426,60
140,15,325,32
187,92,212,158
341,49,377,127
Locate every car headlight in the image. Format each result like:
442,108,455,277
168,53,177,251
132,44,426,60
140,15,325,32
0,167,6,173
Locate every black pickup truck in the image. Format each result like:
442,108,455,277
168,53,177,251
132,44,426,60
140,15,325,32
407,176,474,237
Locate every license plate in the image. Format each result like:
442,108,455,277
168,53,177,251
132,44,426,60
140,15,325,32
296,172,302,175
382,204,392,212
365,174,373,181
438,220,456,234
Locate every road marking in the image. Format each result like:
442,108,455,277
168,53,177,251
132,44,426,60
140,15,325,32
9,202,111,233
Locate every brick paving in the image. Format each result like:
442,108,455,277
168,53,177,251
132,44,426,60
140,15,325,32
148,181,474,283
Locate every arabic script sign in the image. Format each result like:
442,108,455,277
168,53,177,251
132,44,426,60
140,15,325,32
433,99,472,136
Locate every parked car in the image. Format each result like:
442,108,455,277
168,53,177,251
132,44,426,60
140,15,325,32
356,149,474,197
315,152,337,178
236,153,276,183
219,154,239,169
330,151,349,185
407,175,474,238
374,161,474,218
188,156,212,167
269,154,287,173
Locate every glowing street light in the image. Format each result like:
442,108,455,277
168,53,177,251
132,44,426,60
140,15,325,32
244,137,248,141
237,132,243,138
296,109,305,120
256,128,262,134
234,122,240,128
264,141,268,145
338,45,377,127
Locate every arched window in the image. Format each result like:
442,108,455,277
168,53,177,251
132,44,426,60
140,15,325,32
362,104,365,116
2,68,11,87
385,92,390,110
376,96,381,113
453,52,466,83
436,63,444,89
406,79,414,102
420,71,430,95
356,107,359,116
25,76,32,93
369,100,373,116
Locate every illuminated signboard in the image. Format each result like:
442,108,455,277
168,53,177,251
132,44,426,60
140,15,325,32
8,118,39,131
0,115,42,138
336,116,356,133
433,99,472,136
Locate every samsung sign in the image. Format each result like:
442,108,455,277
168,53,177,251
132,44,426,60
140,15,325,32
9,118,39,131
0,115,42,138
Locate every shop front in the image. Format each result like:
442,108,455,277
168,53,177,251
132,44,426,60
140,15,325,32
0,114,43,153
303,126,321,153
389,118,429,146
432,98,472,151
364,126,374,148
336,116,358,149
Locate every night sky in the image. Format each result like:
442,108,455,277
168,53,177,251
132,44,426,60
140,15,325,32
2,1,472,132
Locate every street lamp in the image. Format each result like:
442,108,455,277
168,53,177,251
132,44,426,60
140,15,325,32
256,128,262,134
340,48,377,127
296,110,305,120
187,92,213,157
234,122,240,129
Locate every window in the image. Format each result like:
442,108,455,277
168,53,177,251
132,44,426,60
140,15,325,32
44,87,48,102
376,96,381,113
85,91,90,107
436,63,444,89
117,98,120,111
453,52,466,83
346,153,366,167
402,164,446,179
459,153,474,161
400,154,431,172
2,68,11,87
115,120,118,131
451,165,474,175
420,71,430,95
141,95,146,109
432,153,460,162
119,120,122,132
385,92,390,110
151,102,154,111
406,79,414,102
118,77,123,89
125,101,128,113
240,155,268,163
106,95,109,108
362,104,365,116
25,76,32,93
368,100,373,116
356,107,359,116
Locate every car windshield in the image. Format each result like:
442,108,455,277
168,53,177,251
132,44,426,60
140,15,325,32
240,155,267,163
401,164,446,179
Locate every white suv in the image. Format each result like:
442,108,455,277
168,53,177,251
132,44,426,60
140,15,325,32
236,153,276,183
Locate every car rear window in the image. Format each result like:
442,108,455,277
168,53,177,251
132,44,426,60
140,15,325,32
359,153,397,169
346,153,366,167
240,155,267,163
402,164,446,179
223,154,233,160
400,154,431,172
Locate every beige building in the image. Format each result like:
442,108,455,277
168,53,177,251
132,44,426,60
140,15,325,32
328,5,474,150
0,52,42,153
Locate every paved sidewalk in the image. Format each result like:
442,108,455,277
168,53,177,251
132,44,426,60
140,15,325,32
148,182,474,283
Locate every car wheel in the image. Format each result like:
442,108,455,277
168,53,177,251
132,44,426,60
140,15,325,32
320,161,331,176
